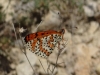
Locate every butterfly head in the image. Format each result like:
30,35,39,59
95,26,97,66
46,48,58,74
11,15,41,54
60,29,65,34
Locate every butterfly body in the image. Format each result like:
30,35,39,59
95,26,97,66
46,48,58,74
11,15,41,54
24,29,65,58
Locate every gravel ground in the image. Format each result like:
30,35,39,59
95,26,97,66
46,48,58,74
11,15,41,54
0,0,100,75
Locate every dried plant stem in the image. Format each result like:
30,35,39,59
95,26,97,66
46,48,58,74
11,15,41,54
11,22,37,75
38,59,47,73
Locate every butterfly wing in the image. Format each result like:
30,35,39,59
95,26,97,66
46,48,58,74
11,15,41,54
24,30,63,58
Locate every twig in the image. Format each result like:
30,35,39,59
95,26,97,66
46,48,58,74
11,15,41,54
38,59,47,74
11,22,37,75
3,0,11,13
51,40,68,75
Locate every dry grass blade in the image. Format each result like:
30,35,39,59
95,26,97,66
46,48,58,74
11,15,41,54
11,22,37,75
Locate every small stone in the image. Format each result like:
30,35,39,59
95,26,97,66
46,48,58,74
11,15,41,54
88,21,99,34
92,31,100,48
81,33,93,43
75,44,91,75
10,64,16,69
88,44,99,57
73,35,82,44
96,64,100,75
16,63,33,75
58,68,68,75
86,0,97,12
97,2,100,11
83,6,94,17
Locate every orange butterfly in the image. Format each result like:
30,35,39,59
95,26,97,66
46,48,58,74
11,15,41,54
24,29,65,58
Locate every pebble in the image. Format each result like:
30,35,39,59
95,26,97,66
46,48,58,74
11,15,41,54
96,64,100,75
88,21,99,34
83,6,94,17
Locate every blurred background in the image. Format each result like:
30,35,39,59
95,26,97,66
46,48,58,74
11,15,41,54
0,0,100,75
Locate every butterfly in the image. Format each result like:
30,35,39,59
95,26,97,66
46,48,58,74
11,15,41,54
24,29,65,58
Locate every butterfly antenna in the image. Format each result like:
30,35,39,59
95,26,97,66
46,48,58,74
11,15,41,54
34,21,43,32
